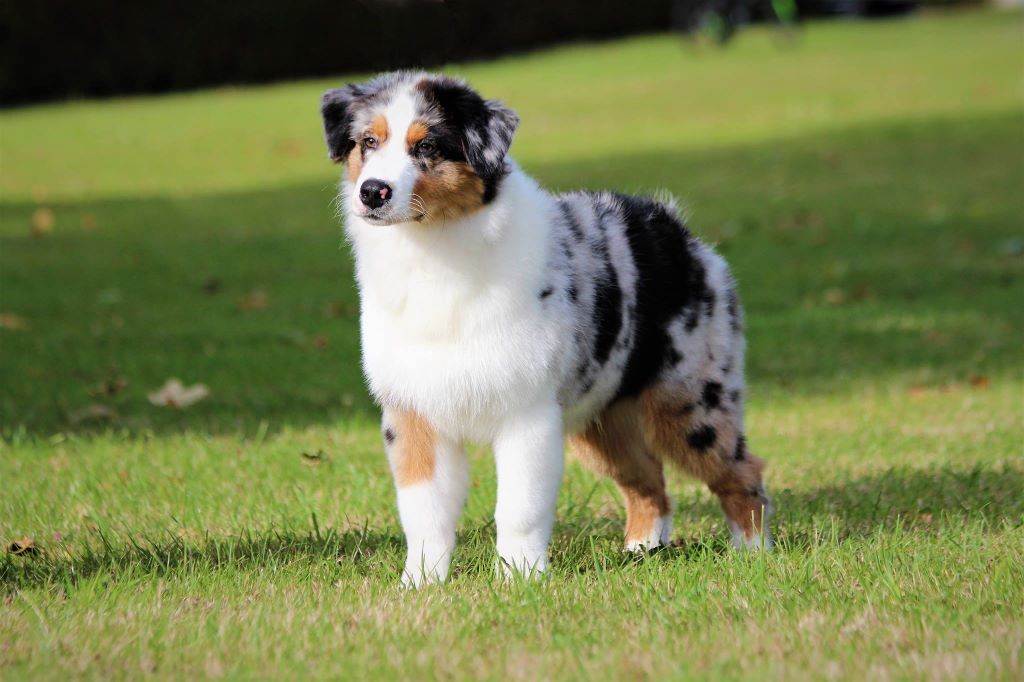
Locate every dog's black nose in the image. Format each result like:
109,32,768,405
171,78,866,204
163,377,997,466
359,179,392,210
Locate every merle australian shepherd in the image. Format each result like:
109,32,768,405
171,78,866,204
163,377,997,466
320,71,772,587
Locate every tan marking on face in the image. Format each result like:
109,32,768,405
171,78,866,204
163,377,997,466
346,144,363,183
569,400,671,544
369,114,390,145
638,386,769,540
411,160,485,223
405,121,429,150
389,408,436,487
347,114,390,183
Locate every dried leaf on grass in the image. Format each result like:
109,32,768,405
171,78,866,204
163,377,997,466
89,373,128,398
7,537,40,557
238,289,269,311
202,277,222,295
968,375,990,389
68,403,119,424
0,312,28,330
148,379,209,408
909,375,990,398
301,449,328,464
31,207,55,236
324,300,358,318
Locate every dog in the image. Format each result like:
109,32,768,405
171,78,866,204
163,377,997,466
320,71,772,587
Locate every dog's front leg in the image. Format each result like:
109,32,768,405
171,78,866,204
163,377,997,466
382,407,469,588
492,399,565,578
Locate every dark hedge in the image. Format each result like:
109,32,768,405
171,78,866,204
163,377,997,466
0,0,675,106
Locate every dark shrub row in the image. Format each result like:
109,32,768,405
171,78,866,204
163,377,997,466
2,0,943,105
2,0,678,106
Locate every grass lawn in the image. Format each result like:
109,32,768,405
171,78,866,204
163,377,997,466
2,8,1023,680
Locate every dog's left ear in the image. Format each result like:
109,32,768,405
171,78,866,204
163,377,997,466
419,77,519,186
320,85,361,163
466,99,519,185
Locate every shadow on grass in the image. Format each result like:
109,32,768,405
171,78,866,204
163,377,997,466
1,110,1021,436
0,522,406,593
557,464,1024,572
4,465,1020,591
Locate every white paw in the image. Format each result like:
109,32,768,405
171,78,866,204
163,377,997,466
400,541,453,589
400,565,446,589
625,514,673,552
728,520,773,551
496,542,548,581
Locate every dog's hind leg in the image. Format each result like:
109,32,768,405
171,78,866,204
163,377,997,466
570,400,673,550
639,387,772,549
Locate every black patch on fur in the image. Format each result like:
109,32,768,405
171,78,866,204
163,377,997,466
576,361,596,395
320,84,368,162
734,435,746,460
539,286,554,300
687,424,717,451
703,289,716,318
607,194,709,400
383,428,395,445
676,402,696,417
726,288,742,332
701,381,723,409
559,201,584,242
729,389,742,404
567,281,579,303
416,76,518,204
666,347,683,366
590,208,623,367
684,305,701,332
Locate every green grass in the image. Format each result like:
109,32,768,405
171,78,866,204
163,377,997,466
2,8,1023,680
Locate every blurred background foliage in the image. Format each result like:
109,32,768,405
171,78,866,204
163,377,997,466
0,0,978,106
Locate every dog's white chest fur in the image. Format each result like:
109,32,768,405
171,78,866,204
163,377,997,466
349,170,572,439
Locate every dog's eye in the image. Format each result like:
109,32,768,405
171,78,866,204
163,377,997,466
415,141,434,156
363,136,378,150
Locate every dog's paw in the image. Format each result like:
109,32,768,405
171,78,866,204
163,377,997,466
400,568,445,590
728,520,773,551
624,514,673,552
495,552,548,583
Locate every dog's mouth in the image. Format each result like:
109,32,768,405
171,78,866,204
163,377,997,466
359,207,427,226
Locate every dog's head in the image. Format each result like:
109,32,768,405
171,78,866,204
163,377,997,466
321,72,519,226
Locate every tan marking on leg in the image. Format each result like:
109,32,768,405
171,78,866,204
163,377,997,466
640,386,770,542
570,400,671,545
411,160,485,223
390,408,436,487
621,486,671,544
708,452,769,541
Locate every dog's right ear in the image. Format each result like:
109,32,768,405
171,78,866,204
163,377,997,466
321,85,361,163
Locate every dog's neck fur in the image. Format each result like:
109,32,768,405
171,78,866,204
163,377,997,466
344,162,553,326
